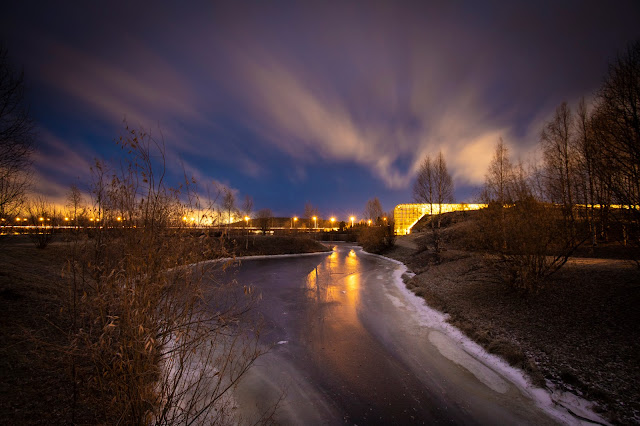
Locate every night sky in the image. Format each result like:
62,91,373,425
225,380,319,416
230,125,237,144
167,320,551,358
2,1,640,219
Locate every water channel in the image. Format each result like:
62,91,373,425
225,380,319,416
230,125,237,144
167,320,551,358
214,243,583,425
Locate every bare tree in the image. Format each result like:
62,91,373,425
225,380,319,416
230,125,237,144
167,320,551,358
594,40,640,251
482,138,514,205
412,151,453,254
541,102,577,212
242,194,253,218
66,184,85,229
433,151,454,222
482,139,516,250
26,196,57,248
303,201,319,228
364,197,384,223
256,208,273,234
222,187,236,231
574,98,598,247
413,155,434,211
0,45,35,218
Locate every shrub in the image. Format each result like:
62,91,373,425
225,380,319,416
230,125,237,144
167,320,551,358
65,127,265,424
476,198,586,292
357,226,395,254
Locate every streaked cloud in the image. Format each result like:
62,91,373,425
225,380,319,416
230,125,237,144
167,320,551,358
2,0,639,212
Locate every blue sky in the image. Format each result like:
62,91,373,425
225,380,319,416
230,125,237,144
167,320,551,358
2,1,640,219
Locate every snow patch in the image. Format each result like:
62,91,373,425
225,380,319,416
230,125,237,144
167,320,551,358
386,294,406,309
429,330,509,394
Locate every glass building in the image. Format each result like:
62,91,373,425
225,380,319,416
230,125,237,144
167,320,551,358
393,203,486,235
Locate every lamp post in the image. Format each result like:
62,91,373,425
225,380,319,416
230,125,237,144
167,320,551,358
330,217,335,229
350,216,355,228
312,216,317,229
368,219,372,226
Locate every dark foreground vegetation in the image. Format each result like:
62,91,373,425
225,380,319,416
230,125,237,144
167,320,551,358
385,211,639,424
0,233,326,424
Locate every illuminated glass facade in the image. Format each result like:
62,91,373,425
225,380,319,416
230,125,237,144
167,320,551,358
393,203,487,235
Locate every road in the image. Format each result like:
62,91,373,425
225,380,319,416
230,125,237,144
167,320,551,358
219,243,575,425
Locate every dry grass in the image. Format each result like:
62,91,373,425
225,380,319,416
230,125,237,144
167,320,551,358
0,238,100,423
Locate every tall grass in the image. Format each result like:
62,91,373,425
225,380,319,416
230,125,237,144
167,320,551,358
64,127,266,424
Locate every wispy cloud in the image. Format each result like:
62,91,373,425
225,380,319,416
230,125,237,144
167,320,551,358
5,0,639,208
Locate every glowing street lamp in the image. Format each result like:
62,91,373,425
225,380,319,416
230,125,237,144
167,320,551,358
350,216,355,228
368,219,372,226
330,217,335,228
312,216,317,229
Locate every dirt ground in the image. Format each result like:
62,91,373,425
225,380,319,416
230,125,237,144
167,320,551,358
385,227,640,424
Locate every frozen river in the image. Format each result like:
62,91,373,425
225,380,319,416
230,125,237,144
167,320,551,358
215,243,592,425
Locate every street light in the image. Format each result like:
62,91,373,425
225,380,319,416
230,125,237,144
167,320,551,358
312,216,317,229
368,219,372,226
330,217,335,228
350,216,355,228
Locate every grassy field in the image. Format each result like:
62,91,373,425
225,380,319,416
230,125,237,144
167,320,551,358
0,233,328,424
385,220,640,424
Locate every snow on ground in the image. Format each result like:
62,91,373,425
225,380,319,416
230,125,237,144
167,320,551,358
375,252,611,426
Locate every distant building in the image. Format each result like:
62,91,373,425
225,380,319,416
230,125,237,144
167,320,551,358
393,203,486,235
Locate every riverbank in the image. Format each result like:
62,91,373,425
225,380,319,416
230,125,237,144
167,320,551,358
384,227,640,424
0,233,328,423
223,234,330,256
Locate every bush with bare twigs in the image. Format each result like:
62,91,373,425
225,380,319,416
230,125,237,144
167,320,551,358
64,127,268,424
